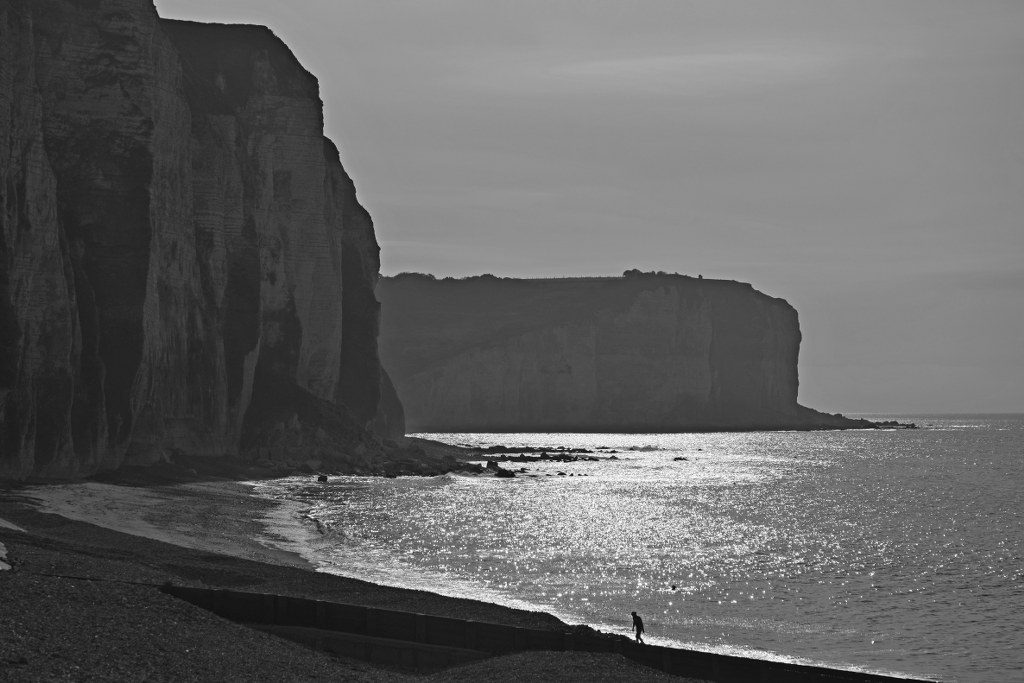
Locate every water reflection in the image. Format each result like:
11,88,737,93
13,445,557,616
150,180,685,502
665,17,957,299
254,416,1024,682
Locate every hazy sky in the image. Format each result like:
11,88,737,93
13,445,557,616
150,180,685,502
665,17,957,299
158,1,1023,414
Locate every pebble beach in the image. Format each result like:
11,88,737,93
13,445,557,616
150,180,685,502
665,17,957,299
0,469,686,682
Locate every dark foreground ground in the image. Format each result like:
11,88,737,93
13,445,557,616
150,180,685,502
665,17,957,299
0,491,689,682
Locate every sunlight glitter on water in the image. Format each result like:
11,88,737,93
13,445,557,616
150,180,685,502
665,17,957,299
253,416,1024,682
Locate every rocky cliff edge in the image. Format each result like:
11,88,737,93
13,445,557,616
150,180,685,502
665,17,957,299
378,272,871,433
0,0,402,480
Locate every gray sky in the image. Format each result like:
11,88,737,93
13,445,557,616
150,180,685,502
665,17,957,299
158,1,1023,414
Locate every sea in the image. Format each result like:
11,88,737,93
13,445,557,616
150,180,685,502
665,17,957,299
250,415,1024,682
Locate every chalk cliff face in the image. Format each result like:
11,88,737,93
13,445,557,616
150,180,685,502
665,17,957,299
0,0,401,480
378,273,862,432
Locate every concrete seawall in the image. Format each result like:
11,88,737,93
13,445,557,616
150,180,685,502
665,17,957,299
162,585,929,680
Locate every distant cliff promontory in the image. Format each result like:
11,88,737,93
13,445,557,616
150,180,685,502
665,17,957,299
0,0,401,480
378,272,869,433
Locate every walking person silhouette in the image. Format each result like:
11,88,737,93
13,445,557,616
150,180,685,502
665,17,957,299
631,611,645,644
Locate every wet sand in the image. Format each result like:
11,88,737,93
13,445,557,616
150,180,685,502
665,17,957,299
0,476,685,681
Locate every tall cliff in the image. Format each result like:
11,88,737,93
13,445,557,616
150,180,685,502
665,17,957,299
378,273,864,432
0,0,402,480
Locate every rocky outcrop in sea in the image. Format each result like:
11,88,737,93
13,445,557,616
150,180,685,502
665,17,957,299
0,0,401,479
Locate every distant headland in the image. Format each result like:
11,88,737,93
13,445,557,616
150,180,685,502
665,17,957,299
0,0,904,483
378,271,885,433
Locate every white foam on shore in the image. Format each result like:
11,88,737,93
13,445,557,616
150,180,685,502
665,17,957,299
248,473,926,682
248,476,554,614
0,516,26,532
248,475,690,627
28,483,174,541
16,476,921,681
314,539,549,615
24,481,308,568
250,483,907,678
245,488,325,563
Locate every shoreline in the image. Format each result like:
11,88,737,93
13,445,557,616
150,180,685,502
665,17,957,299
21,474,698,651
245,473,928,681
0,481,571,636
2,479,690,681
402,417,918,435
2,417,918,486
2,472,928,681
